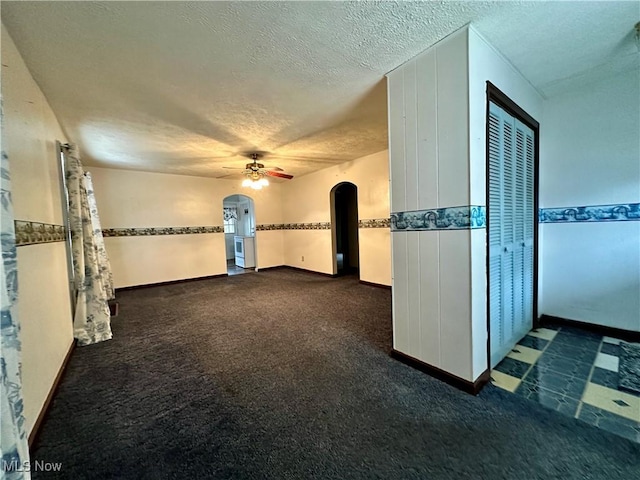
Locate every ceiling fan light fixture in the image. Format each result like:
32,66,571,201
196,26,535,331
237,152,292,188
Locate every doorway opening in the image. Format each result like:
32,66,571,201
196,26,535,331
330,182,359,276
486,82,539,369
222,194,256,276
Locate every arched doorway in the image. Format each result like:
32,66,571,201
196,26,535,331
330,182,359,276
222,194,256,275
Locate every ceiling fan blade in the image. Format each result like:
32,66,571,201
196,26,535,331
266,170,293,180
222,166,246,170
265,166,284,172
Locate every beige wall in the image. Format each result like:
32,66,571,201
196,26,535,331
92,150,390,288
281,150,391,286
89,167,285,287
1,25,75,436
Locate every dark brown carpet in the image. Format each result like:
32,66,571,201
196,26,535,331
32,268,639,479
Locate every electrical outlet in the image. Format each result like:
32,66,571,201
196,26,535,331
301,256,304,262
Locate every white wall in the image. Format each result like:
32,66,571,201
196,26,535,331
467,27,543,378
1,25,75,437
387,26,543,383
539,68,640,331
281,150,391,286
387,28,474,381
89,167,284,287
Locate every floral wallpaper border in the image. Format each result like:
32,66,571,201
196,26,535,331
95,219,392,236
14,220,67,246
391,206,486,231
539,202,640,224
358,218,390,228
256,219,391,231
102,226,224,237
257,223,331,231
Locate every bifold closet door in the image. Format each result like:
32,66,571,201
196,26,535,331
489,101,535,369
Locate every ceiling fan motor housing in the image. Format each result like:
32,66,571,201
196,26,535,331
246,162,265,171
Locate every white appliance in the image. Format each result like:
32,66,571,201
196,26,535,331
234,236,255,268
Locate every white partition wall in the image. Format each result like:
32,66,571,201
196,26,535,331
388,26,543,386
388,28,476,383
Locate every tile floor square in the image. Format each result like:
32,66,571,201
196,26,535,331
544,341,599,364
590,367,619,390
507,344,543,364
522,368,587,400
600,343,621,357
578,404,640,443
582,383,640,422
494,357,531,379
535,352,593,378
552,331,602,350
515,381,579,417
517,335,549,351
558,325,602,340
594,353,619,373
490,370,521,393
528,328,558,341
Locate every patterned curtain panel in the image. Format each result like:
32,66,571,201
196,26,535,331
223,206,238,221
64,145,113,346
1,152,31,479
83,173,115,301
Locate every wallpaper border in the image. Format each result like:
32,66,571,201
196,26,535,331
391,206,486,232
257,223,331,231
257,219,390,231
359,218,390,229
14,220,67,246
100,218,392,236
103,226,224,237
539,203,640,224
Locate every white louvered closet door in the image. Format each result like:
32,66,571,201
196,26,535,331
489,102,535,369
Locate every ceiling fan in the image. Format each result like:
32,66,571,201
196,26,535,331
222,152,293,189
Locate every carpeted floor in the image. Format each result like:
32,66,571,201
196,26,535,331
32,269,639,479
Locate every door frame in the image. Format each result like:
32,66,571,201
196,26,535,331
222,194,257,271
329,181,360,276
485,81,540,369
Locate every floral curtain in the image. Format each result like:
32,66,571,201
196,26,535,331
1,152,31,479
64,144,113,346
83,172,115,301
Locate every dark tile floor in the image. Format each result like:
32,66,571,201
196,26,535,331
491,324,640,443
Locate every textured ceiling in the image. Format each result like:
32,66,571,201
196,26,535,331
2,1,638,179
